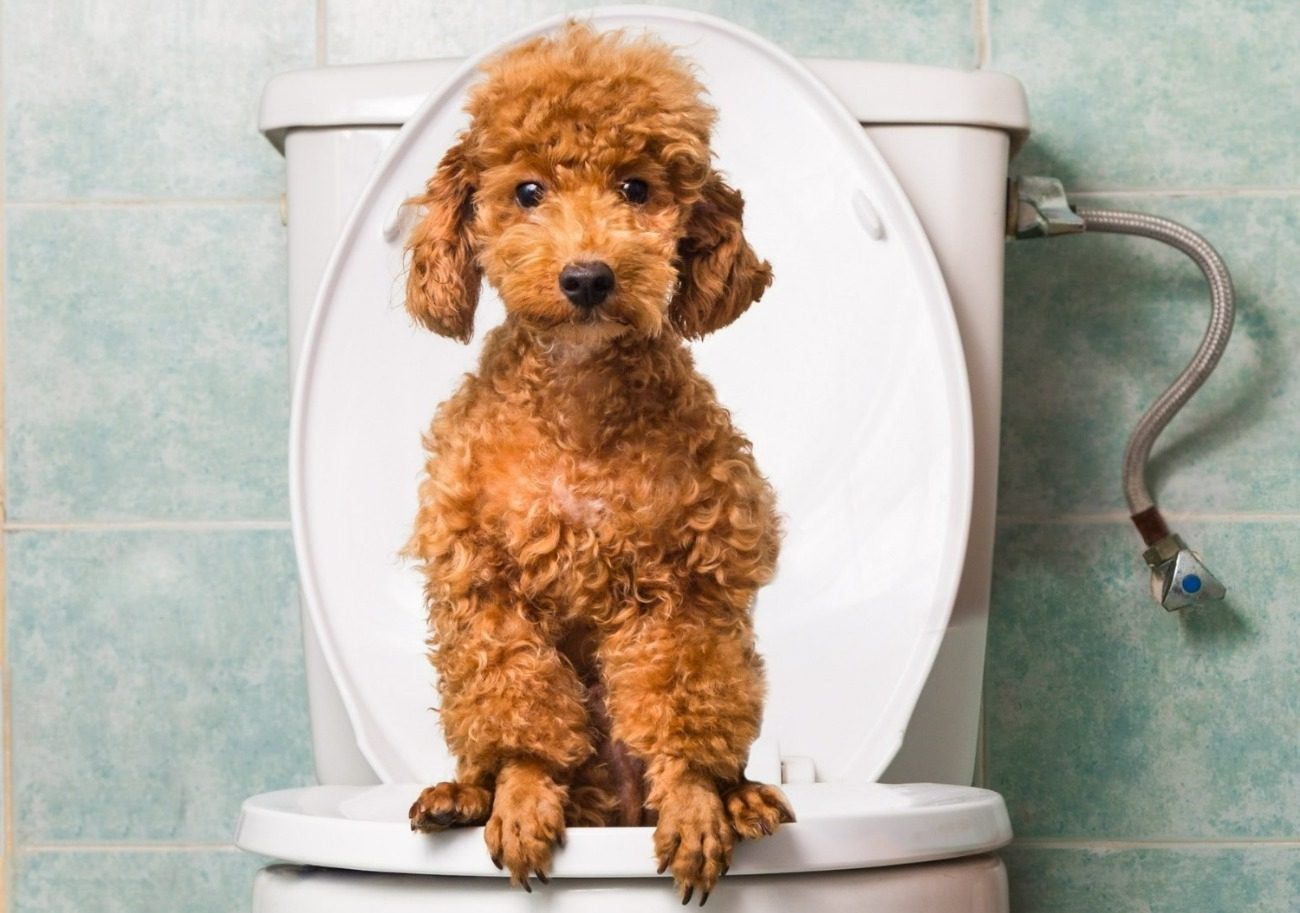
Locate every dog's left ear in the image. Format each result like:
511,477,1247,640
669,173,773,339
405,138,481,342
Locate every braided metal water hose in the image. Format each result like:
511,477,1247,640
1010,178,1234,608
1073,208,1237,523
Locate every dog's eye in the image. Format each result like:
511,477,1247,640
619,178,649,205
514,182,545,208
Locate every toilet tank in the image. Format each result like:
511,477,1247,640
259,58,1028,788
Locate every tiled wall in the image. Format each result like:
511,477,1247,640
0,1,1294,910
986,2,1299,907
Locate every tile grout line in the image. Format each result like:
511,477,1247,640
4,520,290,532
1062,186,1300,199
1011,838,1300,850
996,511,1300,526
973,0,990,69
21,842,244,853
317,0,327,66
6,197,280,209
0,3,12,908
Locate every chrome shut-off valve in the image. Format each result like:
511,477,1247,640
1142,532,1227,611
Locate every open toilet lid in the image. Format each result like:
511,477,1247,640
292,6,973,786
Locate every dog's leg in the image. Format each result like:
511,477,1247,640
484,756,569,889
599,600,781,904
418,594,593,887
646,756,733,906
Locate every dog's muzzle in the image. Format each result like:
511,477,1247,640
559,261,615,310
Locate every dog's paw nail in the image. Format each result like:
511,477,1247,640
681,885,694,905
522,878,532,894
490,854,503,871
700,890,710,906
536,870,549,885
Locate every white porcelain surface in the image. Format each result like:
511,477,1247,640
251,855,1009,913
291,6,973,787
237,782,1010,877
258,55,1030,154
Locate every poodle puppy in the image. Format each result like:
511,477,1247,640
404,22,793,903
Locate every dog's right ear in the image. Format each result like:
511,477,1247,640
404,139,480,342
669,173,773,339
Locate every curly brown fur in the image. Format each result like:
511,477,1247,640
403,22,791,901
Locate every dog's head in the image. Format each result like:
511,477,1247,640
405,23,772,346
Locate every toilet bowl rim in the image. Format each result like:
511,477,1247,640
236,781,1012,879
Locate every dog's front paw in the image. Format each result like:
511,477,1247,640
654,782,733,906
722,781,794,840
409,781,493,832
484,765,567,890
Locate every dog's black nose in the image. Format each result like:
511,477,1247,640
559,261,615,309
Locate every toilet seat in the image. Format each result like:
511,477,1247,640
238,782,1010,876
244,4,996,887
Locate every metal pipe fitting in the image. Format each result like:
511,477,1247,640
1142,532,1227,611
1007,176,1085,239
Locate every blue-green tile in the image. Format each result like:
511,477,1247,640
986,521,1300,840
3,0,314,200
1003,845,1300,913
992,0,1299,190
5,204,289,522
8,529,313,842
327,0,975,66
999,194,1300,516
14,848,265,913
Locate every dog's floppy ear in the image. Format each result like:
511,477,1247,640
669,173,773,339
405,138,480,342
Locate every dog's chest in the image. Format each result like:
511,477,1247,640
483,455,652,531
473,426,681,543
548,475,607,527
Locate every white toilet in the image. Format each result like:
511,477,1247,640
238,8,1030,911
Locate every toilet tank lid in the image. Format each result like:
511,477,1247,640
258,57,1029,154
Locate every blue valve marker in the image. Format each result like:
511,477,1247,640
1181,574,1203,594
